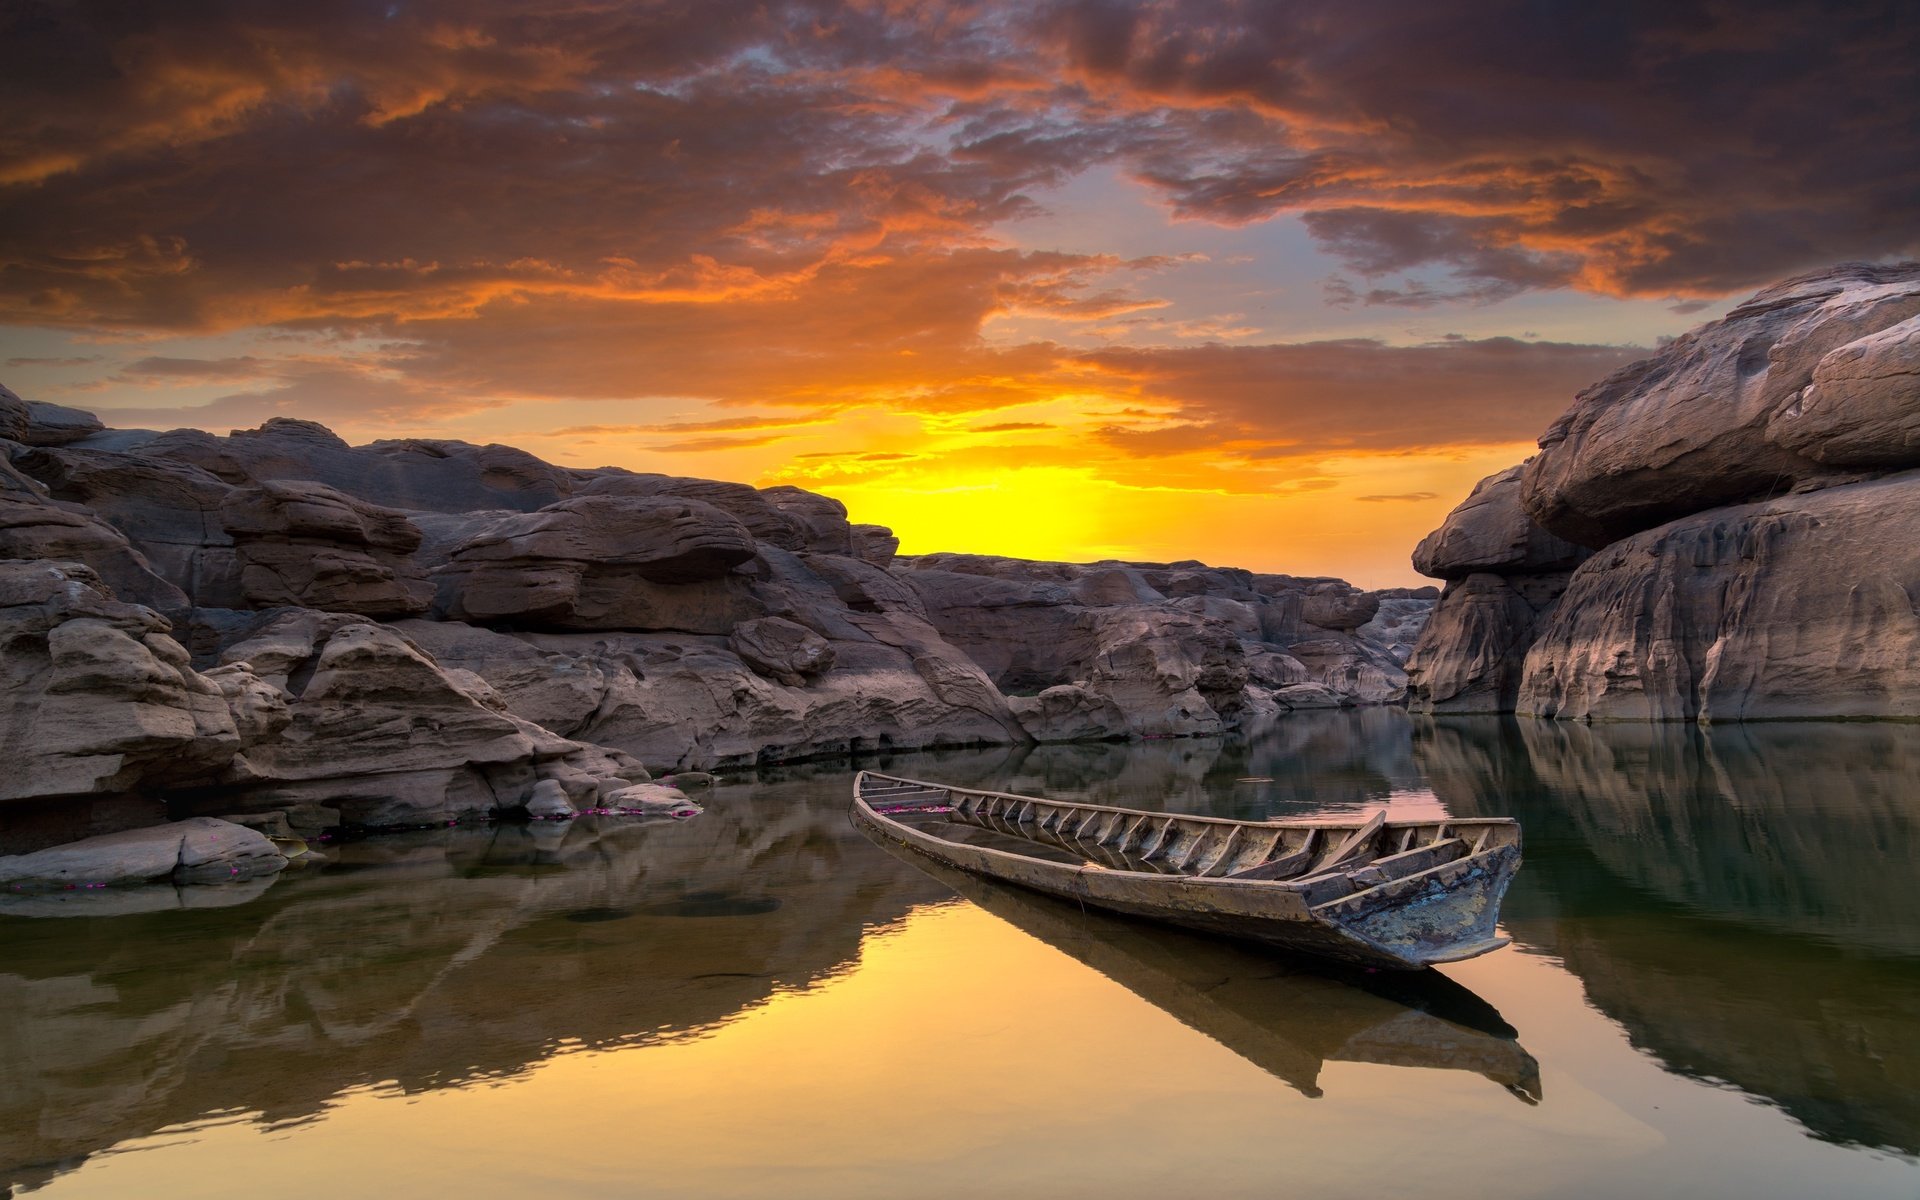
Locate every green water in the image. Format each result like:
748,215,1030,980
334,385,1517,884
2,711,1916,1198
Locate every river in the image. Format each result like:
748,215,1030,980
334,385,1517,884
3,712,1916,1198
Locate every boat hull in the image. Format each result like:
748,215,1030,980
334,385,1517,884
851,773,1521,971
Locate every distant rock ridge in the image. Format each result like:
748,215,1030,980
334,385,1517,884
1408,262,1920,720
0,402,1428,869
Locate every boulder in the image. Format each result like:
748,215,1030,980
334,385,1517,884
601,783,702,817
221,480,433,615
1298,585,1380,632
0,560,240,802
1404,462,1591,714
730,616,836,686
1522,264,1920,548
1007,684,1132,743
524,778,576,819
1412,465,1590,579
0,818,285,891
761,486,855,554
850,523,900,566
1519,471,1920,721
19,401,105,447
1766,313,1920,467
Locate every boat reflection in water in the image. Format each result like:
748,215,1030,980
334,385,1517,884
866,836,1542,1104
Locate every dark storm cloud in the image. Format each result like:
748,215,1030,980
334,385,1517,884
3,0,1911,332
0,0,1912,457
1029,0,1920,296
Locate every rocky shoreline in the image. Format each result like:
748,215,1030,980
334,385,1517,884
1,386,1430,885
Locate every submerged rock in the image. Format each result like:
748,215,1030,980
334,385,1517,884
0,817,285,891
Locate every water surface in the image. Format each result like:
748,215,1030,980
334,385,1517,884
3,712,1916,1198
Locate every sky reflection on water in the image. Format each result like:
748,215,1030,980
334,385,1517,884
2,712,1916,1199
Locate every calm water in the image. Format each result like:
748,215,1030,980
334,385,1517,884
3,712,1917,1199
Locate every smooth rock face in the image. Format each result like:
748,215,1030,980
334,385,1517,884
1408,265,1920,722
1405,464,1591,713
221,480,433,615
1519,472,1920,721
0,818,285,891
1522,263,1920,548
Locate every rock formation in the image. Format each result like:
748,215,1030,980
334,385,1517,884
898,555,1415,740
222,480,434,615
1408,263,1920,721
1406,466,1591,713
0,388,1422,872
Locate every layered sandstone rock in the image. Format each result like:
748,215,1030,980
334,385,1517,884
128,418,580,513
0,560,238,802
0,391,1423,853
0,453,191,612
221,480,433,616
209,612,650,825
395,545,1025,771
432,495,759,629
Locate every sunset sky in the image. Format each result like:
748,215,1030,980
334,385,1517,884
3,1,1915,586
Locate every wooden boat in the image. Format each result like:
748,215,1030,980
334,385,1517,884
851,771,1522,971
874,845,1542,1102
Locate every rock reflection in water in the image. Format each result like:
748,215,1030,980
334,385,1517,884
0,784,949,1195
1418,715,1920,1156
872,843,1542,1103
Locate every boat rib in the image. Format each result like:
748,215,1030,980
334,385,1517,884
851,770,1522,971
